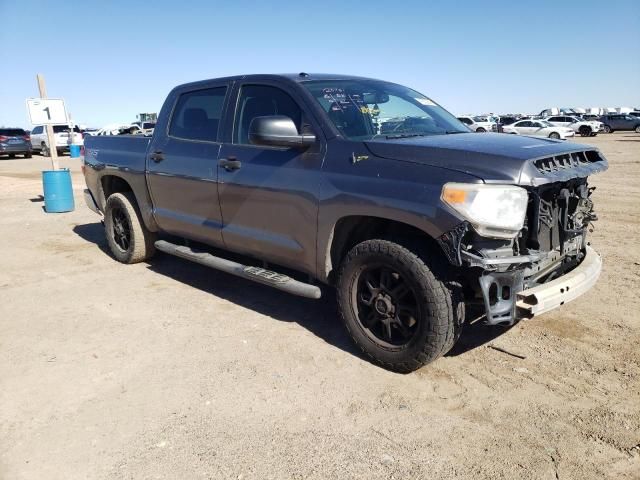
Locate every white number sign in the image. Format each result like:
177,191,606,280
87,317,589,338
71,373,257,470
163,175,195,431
26,98,68,125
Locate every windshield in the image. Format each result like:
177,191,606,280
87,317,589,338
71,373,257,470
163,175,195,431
301,79,468,140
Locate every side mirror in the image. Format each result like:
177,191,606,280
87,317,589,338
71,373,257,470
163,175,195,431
248,115,315,148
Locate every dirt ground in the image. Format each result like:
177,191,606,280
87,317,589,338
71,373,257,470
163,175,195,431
1,133,638,480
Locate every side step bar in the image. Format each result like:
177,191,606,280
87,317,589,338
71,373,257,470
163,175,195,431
154,240,322,299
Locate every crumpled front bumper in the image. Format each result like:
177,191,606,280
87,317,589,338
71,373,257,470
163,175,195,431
516,245,602,318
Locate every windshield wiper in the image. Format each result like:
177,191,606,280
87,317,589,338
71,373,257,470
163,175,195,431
385,133,430,139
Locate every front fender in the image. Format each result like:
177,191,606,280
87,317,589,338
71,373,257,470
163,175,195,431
315,149,478,281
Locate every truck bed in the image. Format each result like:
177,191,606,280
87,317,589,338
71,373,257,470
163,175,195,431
83,135,153,218
84,135,151,171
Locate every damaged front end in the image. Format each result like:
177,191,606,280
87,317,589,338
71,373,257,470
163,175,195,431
438,149,607,326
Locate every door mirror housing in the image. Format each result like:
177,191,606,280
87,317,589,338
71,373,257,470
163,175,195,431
248,115,315,148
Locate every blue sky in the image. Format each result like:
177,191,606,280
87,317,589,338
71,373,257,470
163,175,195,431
1,0,638,128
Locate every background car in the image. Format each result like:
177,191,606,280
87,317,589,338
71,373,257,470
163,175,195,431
544,115,603,137
598,114,640,133
502,120,574,139
456,115,497,132
31,124,83,155
496,115,521,132
81,127,100,137
0,128,32,158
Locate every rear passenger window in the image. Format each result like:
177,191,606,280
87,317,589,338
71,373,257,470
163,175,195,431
32,126,43,134
169,87,227,142
234,85,302,145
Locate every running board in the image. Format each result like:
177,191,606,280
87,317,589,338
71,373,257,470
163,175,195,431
154,240,322,299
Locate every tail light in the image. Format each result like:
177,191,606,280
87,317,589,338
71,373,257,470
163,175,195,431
0,135,8,142
24,135,31,141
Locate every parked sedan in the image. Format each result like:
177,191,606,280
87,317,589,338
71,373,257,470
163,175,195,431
0,128,32,158
502,120,574,139
544,115,603,137
599,114,640,133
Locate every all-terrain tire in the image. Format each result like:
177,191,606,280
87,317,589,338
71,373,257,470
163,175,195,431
104,192,156,264
336,239,462,373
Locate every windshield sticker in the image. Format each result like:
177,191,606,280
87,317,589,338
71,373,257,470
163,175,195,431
415,98,435,106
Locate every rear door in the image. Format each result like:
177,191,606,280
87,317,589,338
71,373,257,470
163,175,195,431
216,81,325,275
515,120,534,135
146,83,230,246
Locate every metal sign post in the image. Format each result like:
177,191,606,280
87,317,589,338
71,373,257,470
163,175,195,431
35,74,59,170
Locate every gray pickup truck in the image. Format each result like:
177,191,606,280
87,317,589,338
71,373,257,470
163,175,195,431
83,73,607,372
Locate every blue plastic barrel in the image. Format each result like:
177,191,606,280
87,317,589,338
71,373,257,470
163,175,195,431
42,169,75,213
69,144,81,158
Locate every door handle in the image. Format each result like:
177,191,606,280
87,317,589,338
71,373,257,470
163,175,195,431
219,157,242,171
150,151,164,162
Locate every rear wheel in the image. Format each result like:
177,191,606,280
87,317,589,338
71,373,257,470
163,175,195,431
24,151,32,158
549,132,561,139
104,192,157,264
41,143,49,156
635,125,640,133
336,239,463,373
476,127,486,133
603,125,612,133
8,153,15,159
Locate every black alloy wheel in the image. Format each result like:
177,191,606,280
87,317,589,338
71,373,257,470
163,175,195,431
353,264,420,348
110,206,131,253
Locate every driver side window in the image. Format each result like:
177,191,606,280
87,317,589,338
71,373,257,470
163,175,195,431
233,85,302,145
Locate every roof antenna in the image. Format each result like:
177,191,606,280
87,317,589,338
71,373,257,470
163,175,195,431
299,72,310,78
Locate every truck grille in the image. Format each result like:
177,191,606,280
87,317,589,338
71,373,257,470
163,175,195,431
533,150,604,175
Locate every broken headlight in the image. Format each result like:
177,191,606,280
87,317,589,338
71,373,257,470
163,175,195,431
441,183,528,239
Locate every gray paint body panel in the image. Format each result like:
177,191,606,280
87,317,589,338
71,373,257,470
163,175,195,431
83,74,609,284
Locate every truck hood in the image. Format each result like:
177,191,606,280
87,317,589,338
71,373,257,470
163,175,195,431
365,132,608,185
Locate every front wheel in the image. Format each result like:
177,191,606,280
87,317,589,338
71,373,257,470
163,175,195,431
635,125,640,133
549,132,561,139
336,239,463,373
476,127,486,133
104,192,157,264
579,126,591,137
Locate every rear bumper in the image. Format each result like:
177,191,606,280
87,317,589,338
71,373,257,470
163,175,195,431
83,189,101,215
516,245,602,318
0,144,31,153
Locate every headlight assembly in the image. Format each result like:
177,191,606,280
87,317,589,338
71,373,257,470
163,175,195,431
441,183,528,239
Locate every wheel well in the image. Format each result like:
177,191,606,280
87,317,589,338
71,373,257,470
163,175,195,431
326,216,443,283
101,175,133,201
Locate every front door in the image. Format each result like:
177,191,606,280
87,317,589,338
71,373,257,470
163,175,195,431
146,85,229,246
217,83,324,276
